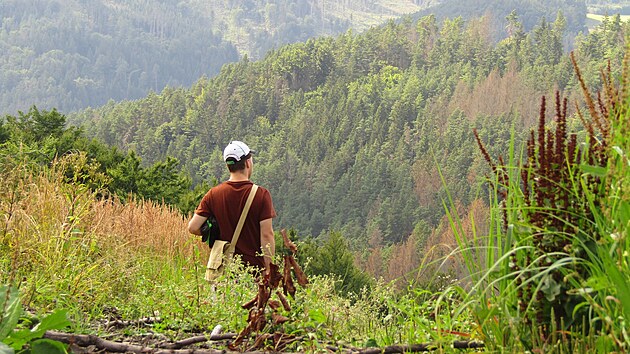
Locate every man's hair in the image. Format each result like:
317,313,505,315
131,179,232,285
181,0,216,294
226,153,251,172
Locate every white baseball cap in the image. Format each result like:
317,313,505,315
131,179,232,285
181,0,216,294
223,140,255,164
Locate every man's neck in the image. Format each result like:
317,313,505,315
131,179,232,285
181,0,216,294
228,172,249,182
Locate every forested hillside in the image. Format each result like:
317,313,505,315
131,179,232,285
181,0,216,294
0,0,434,116
0,0,239,115
69,13,629,248
0,0,606,117
410,0,588,42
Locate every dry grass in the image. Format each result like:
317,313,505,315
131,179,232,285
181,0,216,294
1,153,207,315
89,197,200,260
2,158,201,265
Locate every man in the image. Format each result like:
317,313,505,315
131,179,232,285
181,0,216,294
188,140,276,276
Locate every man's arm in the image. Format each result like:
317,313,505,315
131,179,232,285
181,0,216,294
260,218,275,274
188,214,208,235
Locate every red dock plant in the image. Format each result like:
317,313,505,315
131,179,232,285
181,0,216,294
472,49,629,351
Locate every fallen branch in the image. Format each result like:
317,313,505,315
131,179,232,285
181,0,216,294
336,343,433,354
453,340,485,349
44,330,237,354
327,340,484,353
102,316,162,329
45,330,484,353
161,333,237,350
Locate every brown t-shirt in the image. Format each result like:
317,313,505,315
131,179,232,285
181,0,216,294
195,181,276,269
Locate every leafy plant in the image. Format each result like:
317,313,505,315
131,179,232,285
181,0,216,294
1,285,21,353
1,285,71,354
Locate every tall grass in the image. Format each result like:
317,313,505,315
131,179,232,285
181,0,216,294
1,151,200,322
449,51,630,352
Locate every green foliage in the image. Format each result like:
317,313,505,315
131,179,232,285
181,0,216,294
3,107,66,143
1,285,70,354
4,310,71,353
1,107,196,213
299,232,374,296
25,339,68,354
576,14,629,67
0,286,21,343
567,57,630,351
472,91,605,335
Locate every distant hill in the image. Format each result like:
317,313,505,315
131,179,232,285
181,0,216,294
193,0,433,59
0,0,239,115
0,0,434,116
410,0,588,42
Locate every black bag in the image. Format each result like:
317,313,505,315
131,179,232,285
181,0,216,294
200,214,220,248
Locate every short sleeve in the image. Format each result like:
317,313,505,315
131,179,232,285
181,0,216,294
195,190,213,217
258,188,277,221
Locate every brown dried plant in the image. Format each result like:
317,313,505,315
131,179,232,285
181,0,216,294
230,229,308,352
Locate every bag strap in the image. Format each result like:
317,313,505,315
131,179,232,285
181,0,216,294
227,184,258,255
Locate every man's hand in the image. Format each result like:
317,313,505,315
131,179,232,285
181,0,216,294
260,218,275,272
